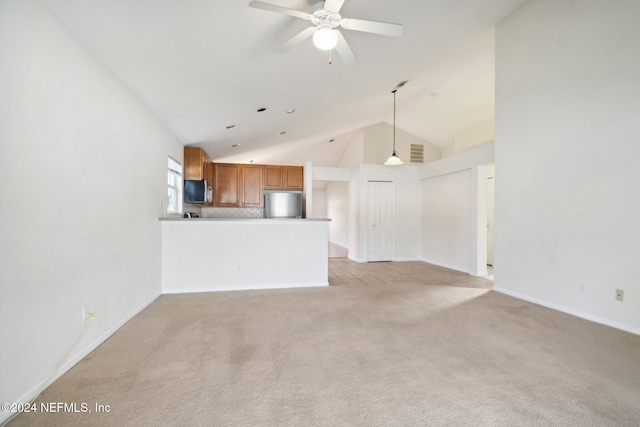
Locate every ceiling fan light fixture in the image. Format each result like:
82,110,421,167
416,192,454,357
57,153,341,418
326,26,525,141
313,26,338,50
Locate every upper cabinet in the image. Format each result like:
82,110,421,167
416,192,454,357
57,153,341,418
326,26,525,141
184,147,214,206
264,165,303,191
184,147,212,181
184,148,303,208
264,165,283,190
214,163,241,207
212,164,266,208
283,166,303,190
241,165,263,207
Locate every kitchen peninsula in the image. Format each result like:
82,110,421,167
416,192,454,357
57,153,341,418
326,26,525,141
160,218,329,293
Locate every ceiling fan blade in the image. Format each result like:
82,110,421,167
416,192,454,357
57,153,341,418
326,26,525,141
334,31,357,65
340,18,403,37
323,0,346,13
275,27,316,54
249,1,311,20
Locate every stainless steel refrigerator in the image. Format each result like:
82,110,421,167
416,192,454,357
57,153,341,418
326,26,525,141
264,191,303,218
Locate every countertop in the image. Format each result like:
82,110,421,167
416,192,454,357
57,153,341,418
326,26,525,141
160,217,330,222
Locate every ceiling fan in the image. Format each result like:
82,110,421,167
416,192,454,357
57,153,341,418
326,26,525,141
249,0,403,64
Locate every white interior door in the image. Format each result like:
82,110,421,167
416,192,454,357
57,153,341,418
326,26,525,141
487,170,495,266
368,181,393,262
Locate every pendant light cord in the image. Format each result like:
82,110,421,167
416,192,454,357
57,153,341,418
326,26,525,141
392,89,397,153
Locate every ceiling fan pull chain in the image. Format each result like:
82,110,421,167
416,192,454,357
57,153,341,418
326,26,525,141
328,49,332,65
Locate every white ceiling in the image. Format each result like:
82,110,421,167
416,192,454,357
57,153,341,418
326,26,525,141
40,0,527,166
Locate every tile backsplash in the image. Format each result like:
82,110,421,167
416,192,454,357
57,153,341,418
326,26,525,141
201,207,264,219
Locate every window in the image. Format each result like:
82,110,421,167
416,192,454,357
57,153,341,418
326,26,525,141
167,157,183,213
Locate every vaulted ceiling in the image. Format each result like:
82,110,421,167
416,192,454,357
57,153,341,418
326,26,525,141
40,0,527,166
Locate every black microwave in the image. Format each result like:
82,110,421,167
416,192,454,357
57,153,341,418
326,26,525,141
184,180,212,204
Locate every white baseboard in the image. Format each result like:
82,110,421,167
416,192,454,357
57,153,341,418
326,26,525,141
348,256,366,263
421,258,470,274
393,257,420,262
162,281,329,294
0,292,161,427
493,287,640,336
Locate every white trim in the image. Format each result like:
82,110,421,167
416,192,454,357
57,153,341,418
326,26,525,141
421,258,470,274
493,287,640,336
162,282,329,294
0,292,161,426
348,256,367,263
393,257,420,262
470,273,493,282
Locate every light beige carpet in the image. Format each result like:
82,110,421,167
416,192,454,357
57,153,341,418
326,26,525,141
8,260,640,426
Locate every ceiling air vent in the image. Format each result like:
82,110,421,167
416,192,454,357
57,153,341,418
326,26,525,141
410,144,424,164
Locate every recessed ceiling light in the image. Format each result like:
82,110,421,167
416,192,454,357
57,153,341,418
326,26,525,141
232,144,240,148
226,124,235,129
257,107,267,112
286,109,295,114
280,131,287,135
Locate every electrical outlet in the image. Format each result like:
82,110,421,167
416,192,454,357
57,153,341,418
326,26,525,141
615,289,624,302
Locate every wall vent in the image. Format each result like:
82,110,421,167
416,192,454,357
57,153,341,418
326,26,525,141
410,144,424,164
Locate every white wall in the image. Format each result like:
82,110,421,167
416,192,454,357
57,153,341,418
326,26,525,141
311,167,351,246
0,0,183,420
310,189,328,219
348,167,361,260
338,130,365,168
421,170,473,271
440,143,456,159
362,123,440,165
419,144,494,274
162,221,329,292
495,0,640,334
454,120,494,154
326,182,350,247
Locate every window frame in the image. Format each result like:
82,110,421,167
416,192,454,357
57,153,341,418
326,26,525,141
167,157,183,214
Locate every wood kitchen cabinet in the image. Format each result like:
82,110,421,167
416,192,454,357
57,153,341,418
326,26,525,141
209,162,301,208
184,147,212,181
263,165,303,191
241,165,263,207
184,147,214,205
283,166,303,190
263,165,283,189
213,163,241,207
213,164,264,207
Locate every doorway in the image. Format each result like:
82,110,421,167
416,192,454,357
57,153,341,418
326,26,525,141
487,165,495,266
367,181,393,262
487,165,495,277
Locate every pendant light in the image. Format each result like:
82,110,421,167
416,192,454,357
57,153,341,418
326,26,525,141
385,89,403,166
